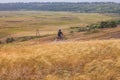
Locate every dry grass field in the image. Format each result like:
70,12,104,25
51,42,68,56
0,40,120,80
0,11,118,39
0,11,120,80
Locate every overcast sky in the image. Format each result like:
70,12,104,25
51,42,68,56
0,0,120,3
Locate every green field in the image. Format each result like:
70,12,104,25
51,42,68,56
0,11,119,39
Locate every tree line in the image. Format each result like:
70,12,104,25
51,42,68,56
0,2,120,13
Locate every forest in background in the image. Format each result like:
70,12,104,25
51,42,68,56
0,2,120,13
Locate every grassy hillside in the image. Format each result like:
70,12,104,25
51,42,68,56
0,40,120,80
0,11,119,39
0,11,120,80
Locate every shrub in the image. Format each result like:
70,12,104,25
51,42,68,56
73,19,119,33
116,20,120,25
100,21,117,28
77,27,88,32
85,29,100,35
0,41,2,44
70,27,80,29
88,24,100,30
6,37,15,43
70,31,74,34
109,21,117,28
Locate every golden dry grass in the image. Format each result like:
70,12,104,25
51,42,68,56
0,40,120,80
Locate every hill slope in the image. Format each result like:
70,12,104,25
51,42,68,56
1,12,118,42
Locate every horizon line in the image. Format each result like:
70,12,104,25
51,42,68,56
0,1,119,3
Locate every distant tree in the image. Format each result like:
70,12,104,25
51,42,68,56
0,2,120,13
